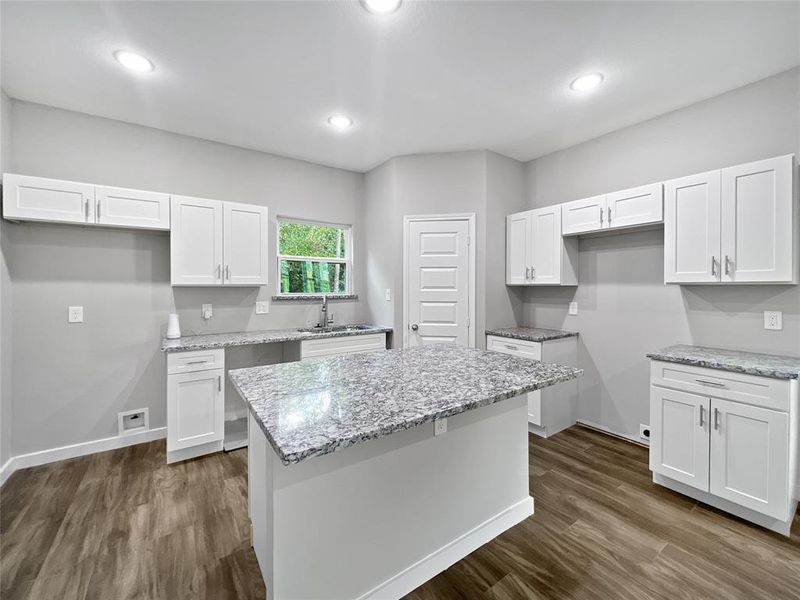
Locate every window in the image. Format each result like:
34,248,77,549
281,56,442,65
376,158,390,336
277,218,351,295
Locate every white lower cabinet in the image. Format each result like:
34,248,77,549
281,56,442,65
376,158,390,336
649,360,798,535
167,349,225,463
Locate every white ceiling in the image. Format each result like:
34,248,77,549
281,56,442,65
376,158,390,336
2,1,798,172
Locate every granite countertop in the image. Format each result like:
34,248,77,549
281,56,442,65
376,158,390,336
229,344,582,465
647,344,800,380
486,327,578,343
161,325,392,353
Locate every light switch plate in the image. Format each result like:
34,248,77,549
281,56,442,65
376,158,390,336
568,301,578,316
764,311,782,330
256,301,270,315
202,304,213,320
385,288,391,302
68,306,84,323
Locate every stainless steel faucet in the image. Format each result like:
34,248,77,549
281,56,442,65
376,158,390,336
320,294,334,327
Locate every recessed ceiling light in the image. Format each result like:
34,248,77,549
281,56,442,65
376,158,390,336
113,50,154,73
361,0,402,15
327,115,354,130
570,73,604,92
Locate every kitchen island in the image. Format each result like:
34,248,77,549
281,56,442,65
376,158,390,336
229,344,581,600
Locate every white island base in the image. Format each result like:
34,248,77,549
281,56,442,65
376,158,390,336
247,395,533,600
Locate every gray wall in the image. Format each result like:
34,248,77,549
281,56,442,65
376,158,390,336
0,90,12,466
523,67,800,440
4,99,366,456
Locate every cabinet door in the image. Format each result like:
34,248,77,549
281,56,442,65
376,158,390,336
2,173,94,224
664,171,721,284
96,185,170,230
606,183,663,230
167,368,225,452
530,205,561,284
561,194,606,235
720,155,795,283
223,201,268,285
709,398,789,520
170,195,224,286
650,386,709,491
506,211,532,285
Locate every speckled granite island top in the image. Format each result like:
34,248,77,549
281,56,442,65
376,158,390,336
486,327,578,343
647,344,800,380
229,344,582,465
161,325,392,352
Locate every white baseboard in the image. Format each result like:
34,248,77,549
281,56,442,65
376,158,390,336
576,419,648,447
356,496,534,600
0,426,166,487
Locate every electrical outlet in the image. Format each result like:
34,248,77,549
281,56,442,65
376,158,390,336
568,301,578,316
68,306,84,323
639,424,651,444
202,304,213,320
764,311,782,330
256,301,270,314
385,288,391,302
434,418,447,436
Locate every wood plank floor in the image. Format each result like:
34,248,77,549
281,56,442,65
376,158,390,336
1,425,798,599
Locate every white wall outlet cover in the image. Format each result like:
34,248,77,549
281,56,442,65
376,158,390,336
434,418,447,436
385,288,391,302
763,310,782,330
202,304,213,320
256,300,270,314
568,301,578,316
68,306,84,323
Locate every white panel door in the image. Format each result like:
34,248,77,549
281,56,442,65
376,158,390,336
561,194,606,235
650,386,709,491
95,185,170,230
506,211,532,285
170,195,224,286
664,171,721,283
407,219,470,346
2,173,94,224
720,155,795,283
606,183,663,230
223,201,268,286
530,205,561,285
709,398,790,520
167,369,225,451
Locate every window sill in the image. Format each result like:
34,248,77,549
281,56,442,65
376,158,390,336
271,293,358,302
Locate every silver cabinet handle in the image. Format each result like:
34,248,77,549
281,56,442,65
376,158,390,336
504,344,518,351
410,323,419,331
217,264,222,280
525,267,531,280
724,255,731,275
608,206,612,224
226,265,231,281
695,378,725,388
600,207,604,224
218,375,222,392
96,199,101,219
84,198,90,219
713,407,720,430
531,267,536,279
187,360,207,365
699,405,705,427
711,256,716,276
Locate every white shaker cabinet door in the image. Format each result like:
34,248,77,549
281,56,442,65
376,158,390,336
664,170,721,284
171,195,224,286
506,211,532,285
561,194,606,235
167,369,225,452
530,205,561,285
709,398,790,520
606,183,663,230
96,185,170,230
223,201,268,285
650,386,710,492
2,173,94,224
720,154,795,283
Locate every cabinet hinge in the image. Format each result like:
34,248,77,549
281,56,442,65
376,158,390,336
467,235,471,246
466,317,471,327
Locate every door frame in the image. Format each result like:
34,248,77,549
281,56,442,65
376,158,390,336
402,213,477,348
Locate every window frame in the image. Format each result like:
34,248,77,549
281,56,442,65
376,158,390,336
275,216,353,297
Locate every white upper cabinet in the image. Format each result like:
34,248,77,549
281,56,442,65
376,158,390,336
506,205,577,286
223,201,269,286
720,155,796,283
664,171,722,283
561,194,606,235
95,185,170,230
2,173,95,224
606,183,663,230
506,210,532,285
665,154,797,284
171,195,268,286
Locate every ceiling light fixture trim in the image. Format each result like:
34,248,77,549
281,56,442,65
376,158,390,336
570,72,604,92
361,0,403,15
113,50,154,73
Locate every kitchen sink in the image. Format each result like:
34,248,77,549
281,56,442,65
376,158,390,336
296,325,373,334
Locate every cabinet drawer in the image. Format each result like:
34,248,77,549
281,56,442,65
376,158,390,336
650,361,790,412
167,348,225,374
301,333,386,359
486,335,542,361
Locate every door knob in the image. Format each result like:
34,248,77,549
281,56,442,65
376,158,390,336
410,323,419,331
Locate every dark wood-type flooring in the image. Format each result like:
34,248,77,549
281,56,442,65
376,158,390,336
1,425,798,599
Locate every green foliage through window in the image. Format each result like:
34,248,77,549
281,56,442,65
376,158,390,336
278,220,350,294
